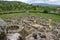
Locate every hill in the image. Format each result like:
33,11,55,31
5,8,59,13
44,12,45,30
0,1,57,12
32,3,60,7
0,1,32,12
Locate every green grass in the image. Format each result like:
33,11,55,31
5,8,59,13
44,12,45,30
0,13,26,19
0,13,60,25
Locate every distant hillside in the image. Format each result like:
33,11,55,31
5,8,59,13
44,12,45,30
0,1,57,12
32,3,60,7
0,1,33,12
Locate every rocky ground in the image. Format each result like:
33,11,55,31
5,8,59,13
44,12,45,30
0,15,60,40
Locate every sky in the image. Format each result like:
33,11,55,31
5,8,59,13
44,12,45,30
4,0,60,5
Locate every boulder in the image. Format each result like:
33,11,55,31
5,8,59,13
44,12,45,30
0,18,7,28
0,18,7,33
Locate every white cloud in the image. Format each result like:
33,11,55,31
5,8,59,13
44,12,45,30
46,0,60,5
27,0,60,5
5,0,60,5
15,0,28,2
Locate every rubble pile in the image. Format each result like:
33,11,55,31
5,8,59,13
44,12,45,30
0,15,60,40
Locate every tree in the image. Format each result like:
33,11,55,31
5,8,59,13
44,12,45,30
43,10,48,13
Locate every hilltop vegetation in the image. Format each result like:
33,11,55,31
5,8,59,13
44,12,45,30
0,1,60,15
0,1,58,12
0,1,31,12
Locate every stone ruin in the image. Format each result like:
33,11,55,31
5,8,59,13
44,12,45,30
0,15,60,40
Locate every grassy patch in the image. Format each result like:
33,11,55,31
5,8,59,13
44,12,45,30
0,13,26,19
0,13,60,25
